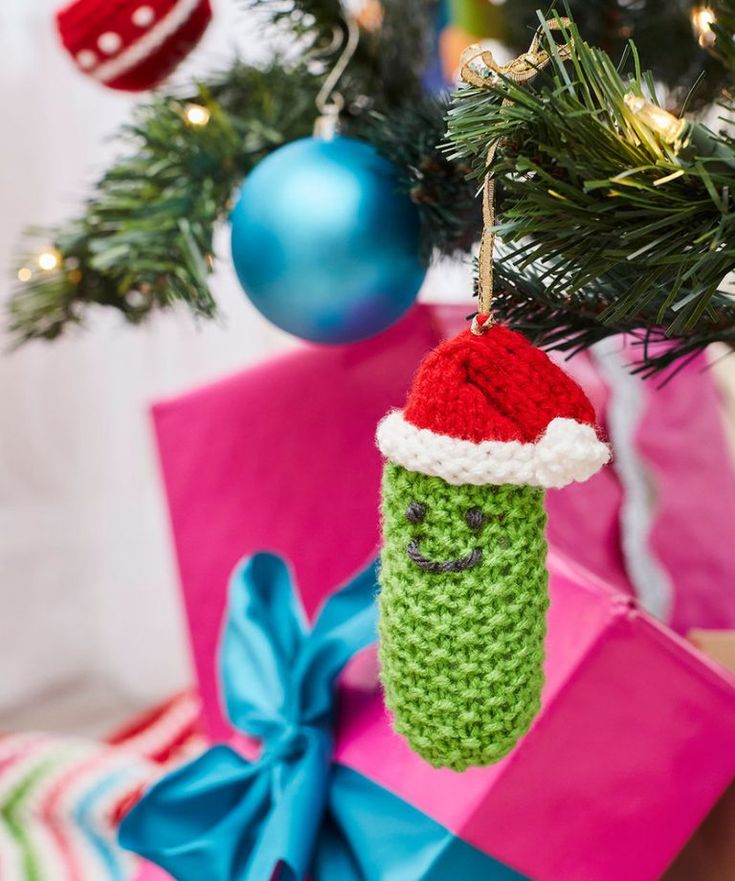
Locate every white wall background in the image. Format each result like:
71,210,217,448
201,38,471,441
0,0,471,737
0,0,299,736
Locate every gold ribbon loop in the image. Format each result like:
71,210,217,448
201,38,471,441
460,18,572,89
459,18,573,334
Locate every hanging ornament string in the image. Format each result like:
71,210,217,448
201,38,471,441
314,15,361,138
460,18,573,335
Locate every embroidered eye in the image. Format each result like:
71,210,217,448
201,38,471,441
405,502,426,524
465,508,487,530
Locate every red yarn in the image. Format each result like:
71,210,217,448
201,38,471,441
403,324,598,444
56,0,212,92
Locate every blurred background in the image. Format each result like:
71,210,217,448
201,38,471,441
0,0,293,736
0,0,471,739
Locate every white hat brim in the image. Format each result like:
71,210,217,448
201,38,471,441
376,411,610,489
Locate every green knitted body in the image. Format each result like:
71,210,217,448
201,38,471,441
378,463,549,771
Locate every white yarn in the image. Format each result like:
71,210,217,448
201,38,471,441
376,412,611,489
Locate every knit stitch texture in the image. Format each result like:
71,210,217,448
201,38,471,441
379,463,548,771
403,324,597,444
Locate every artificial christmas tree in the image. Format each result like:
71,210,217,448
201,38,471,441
11,0,735,373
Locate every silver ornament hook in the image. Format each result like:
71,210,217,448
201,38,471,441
314,16,360,139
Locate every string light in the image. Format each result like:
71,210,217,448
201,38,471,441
37,249,61,272
17,267,32,283
691,5,717,48
183,103,210,127
625,91,735,173
624,93,685,144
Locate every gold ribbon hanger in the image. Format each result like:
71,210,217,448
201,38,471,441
459,18,573,335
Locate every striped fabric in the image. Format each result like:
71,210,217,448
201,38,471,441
0,692,203,881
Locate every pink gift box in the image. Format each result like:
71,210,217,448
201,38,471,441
546,343,735,632
336,552,735,881
151,304,735,880
153,305,444,741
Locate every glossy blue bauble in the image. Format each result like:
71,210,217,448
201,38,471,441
230,136,426,343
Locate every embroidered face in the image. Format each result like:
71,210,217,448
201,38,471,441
380,463,545,577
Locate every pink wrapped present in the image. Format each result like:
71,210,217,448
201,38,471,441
546,342,735,632
151,304,735,879
336,552,735,880
152,305,444,741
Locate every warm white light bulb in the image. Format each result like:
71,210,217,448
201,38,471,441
17,267,32,282
184,103,210,126
37,249,60,271
691,6,717,48
624,93,685,144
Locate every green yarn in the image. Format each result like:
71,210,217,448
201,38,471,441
2,757,64,881
378,463,549,771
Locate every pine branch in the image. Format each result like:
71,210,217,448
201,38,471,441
501,1,729,108
8,1,464,343
494,257,735,376
9,62,319,341
709,0,735,72
13,0,735,372
245,0,433,110
359,97,482,259
447,14,735,370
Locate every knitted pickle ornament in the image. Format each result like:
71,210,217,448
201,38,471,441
376,322,610,770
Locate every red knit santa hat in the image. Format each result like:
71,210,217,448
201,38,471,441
56,0,212,92
377,323,610,489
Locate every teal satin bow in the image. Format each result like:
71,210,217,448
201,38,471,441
119,552,528,881
119,552,377,881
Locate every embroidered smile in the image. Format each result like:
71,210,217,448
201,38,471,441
406,539,482,573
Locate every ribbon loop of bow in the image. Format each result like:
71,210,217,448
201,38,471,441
119,552,379,881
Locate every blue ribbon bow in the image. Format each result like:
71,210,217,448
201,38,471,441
119,552,528,881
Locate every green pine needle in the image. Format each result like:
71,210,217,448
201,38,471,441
447,12,735,371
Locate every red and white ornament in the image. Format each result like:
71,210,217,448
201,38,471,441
55,0,212,92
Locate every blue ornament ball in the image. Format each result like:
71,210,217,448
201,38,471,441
230,136,426,343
